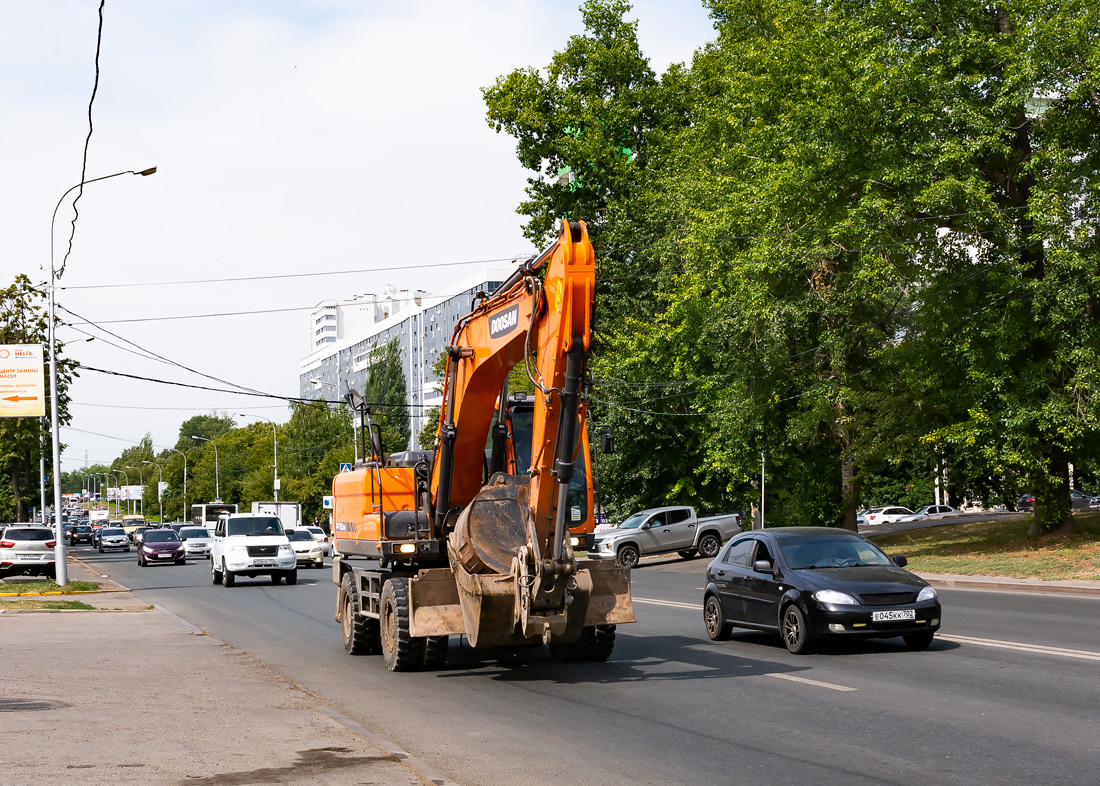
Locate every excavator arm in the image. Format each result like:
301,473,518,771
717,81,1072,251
422,220,633,647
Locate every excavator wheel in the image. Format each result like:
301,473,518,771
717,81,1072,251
548,624,616,663
380,577,426,671
422,635,449,669
341,572,380,656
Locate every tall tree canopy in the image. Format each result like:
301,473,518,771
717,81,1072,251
485,0,1100,532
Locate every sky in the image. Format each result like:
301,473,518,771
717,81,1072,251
0,0,716,479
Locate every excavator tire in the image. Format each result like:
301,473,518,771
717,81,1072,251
341,572,380,655
422,635,449,669
548,624,616,663
380,577,425,671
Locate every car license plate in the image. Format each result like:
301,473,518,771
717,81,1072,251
158,553,172,559
254,560,276,566
872,609,916,622
24,554,43,561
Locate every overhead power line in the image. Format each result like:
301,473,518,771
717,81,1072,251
58,255,532,290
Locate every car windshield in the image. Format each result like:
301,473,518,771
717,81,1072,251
778,534,893,569
307,527,325,536
227,517,284,537
179,528,208,538
287,530,313,541
3,528,54,541
100,528,124,536
75,526,92,533
144,530,180,543
616,512,649,530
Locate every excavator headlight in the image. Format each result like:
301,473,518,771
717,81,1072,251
569,537,581,547
397,543,417,555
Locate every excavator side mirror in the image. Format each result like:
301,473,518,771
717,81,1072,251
599,427,614,455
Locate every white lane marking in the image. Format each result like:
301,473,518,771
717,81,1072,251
634,597,701,610
938,633,1100,662
766,673,858,692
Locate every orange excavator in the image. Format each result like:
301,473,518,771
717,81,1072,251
331,220,634,671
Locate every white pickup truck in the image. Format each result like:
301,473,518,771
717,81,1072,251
589,505,743,568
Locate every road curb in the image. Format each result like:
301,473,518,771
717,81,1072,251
922,575,1100,597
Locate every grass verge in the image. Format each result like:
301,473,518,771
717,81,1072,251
0,579,101,594
0,599,95,610
872,513,1100,580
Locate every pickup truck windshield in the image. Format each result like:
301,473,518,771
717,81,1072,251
616,512,649,530
227,517,283,537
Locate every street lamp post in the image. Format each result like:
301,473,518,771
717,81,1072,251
309,378,357,461
191,436,220,501
113,469,129,516
144,460,164,524
165,448,187,523
126,465,144,517
48,166,156,585
240,414,278,502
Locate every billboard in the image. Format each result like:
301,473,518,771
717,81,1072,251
0,344,45,418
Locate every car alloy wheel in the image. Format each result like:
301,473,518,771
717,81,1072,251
782,604,813,654
704,595,732,641
698,533,721,559
617,545,640,569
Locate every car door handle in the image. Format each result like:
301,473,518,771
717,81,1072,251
716,569,729,577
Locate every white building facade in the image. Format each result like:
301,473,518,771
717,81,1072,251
299,270,510,450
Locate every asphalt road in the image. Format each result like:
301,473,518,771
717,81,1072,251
75,546,1100,786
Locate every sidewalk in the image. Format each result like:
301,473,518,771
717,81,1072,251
0,560,451,786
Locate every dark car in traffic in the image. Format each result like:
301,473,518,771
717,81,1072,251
137,529,185,566
69,525,94,546
703,527,941,654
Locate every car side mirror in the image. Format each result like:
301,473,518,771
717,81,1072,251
752,559,774,574
893,555,908,567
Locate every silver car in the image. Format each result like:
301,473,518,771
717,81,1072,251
0,526,57,579
178,527,212,559
97,527,131,552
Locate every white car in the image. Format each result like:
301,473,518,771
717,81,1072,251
178,526,212,559
864,506,915,525
210,514,297,587
856,507,885,526
900,504,960,522
304,526,329,545
286,529,327,568
0,526,57,579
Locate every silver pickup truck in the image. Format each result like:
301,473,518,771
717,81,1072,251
589,505,743,568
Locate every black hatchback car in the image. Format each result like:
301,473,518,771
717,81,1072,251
703,527,941,654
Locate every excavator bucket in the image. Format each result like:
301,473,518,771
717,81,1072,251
428,475,635,648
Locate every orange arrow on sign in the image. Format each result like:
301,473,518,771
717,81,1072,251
3,395,39,402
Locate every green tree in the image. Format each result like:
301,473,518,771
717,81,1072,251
483,0,660,245
0,275,74,522
176,413,235,450
362,338,411,455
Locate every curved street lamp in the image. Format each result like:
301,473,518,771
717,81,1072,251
165,448,187,523
191,435,220,501
144,460,164,524
48,166,156,585
239,413,278,502
309,378,358,461
126,465,144,517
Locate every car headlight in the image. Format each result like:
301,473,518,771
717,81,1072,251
814,589,859,605
229,545,248,556
278,544,292,554
917,585,938,602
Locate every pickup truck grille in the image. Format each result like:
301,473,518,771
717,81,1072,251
246,545,278,557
